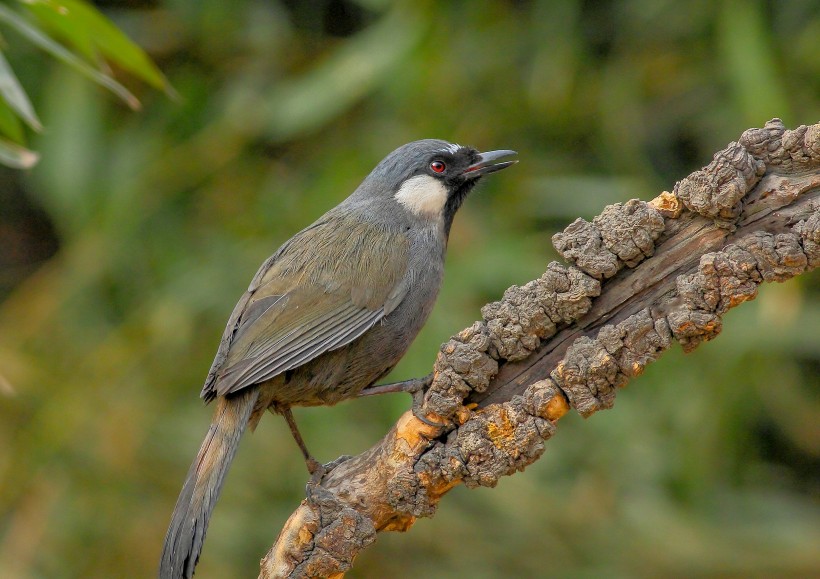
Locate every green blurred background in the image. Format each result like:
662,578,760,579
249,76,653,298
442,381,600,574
1,0,818,577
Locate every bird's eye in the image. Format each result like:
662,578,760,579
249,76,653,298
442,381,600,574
430,161,446,173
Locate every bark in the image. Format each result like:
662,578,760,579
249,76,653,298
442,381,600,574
259,119,820,579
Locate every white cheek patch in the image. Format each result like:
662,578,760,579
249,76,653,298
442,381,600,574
394,174,448,218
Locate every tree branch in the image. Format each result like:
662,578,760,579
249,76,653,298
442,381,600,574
259,119,820,579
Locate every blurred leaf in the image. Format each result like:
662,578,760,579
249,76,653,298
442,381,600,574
524,175,654,220
20,0,171,93
21,0,94,63
0,47,42,132
0,95,25,142
0,136,38,167
719,0,791,122
0,3,140,109
249,7,423,141
0,370,13,396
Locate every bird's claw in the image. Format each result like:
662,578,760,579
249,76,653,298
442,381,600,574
323,454,353,472
306,457,324,479
411,386,446,428
407,373,433,394
306,454,353,488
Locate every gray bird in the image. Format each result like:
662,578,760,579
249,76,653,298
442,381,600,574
159,139,517,578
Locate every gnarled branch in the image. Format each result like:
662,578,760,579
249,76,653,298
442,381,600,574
259,119,820,579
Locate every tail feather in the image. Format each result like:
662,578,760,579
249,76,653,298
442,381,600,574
159,389,259,579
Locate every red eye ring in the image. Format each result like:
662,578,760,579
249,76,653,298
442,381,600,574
430,160,446,173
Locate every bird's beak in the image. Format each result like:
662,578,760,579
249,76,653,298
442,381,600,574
461,149,518,179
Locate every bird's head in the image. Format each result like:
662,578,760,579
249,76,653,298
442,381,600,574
356,139,517,234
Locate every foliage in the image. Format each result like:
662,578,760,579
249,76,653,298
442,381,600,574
0,0,817,577
0,0,170,167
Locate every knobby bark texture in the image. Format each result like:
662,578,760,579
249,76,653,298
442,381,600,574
259,119,820,579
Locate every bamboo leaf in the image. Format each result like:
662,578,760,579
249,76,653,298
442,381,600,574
0,47,42,131
258,7,422,141
20,0,171,92
0,135,38,167
0,3,141,109
0,94,25,142
20,0,96,62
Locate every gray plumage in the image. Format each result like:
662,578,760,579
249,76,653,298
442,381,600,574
159,139,516,578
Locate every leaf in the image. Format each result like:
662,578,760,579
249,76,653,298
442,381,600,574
0,47,42,131
19,0,171,93
0,3,141,109
20,0,96,62
0,136,38,168
257,7,423,141
0,95,25,142
718,0,791,122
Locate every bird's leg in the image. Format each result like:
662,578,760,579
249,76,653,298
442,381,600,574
281,407,353,485
357,373,433,397
281,407,323,476
358,373,445,427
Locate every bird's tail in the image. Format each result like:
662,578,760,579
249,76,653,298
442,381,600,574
159,388,259,579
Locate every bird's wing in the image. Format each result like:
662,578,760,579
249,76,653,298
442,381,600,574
201,218,410,400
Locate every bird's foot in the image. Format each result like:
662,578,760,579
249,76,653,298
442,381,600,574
306,454,352,484
305,455,354,499
411,387,447,428
306,456,324,477
357,373,444,426
305,460,326,496
324,454,353,472
357,372,444,426
402,373,434,394
357,373,433,397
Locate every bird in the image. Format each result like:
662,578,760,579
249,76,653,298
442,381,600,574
159,139,517,578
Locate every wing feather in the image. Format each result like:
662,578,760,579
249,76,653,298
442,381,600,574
234,308,381,391
202,216,411,400
216,304,377,395
242,300,352,360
